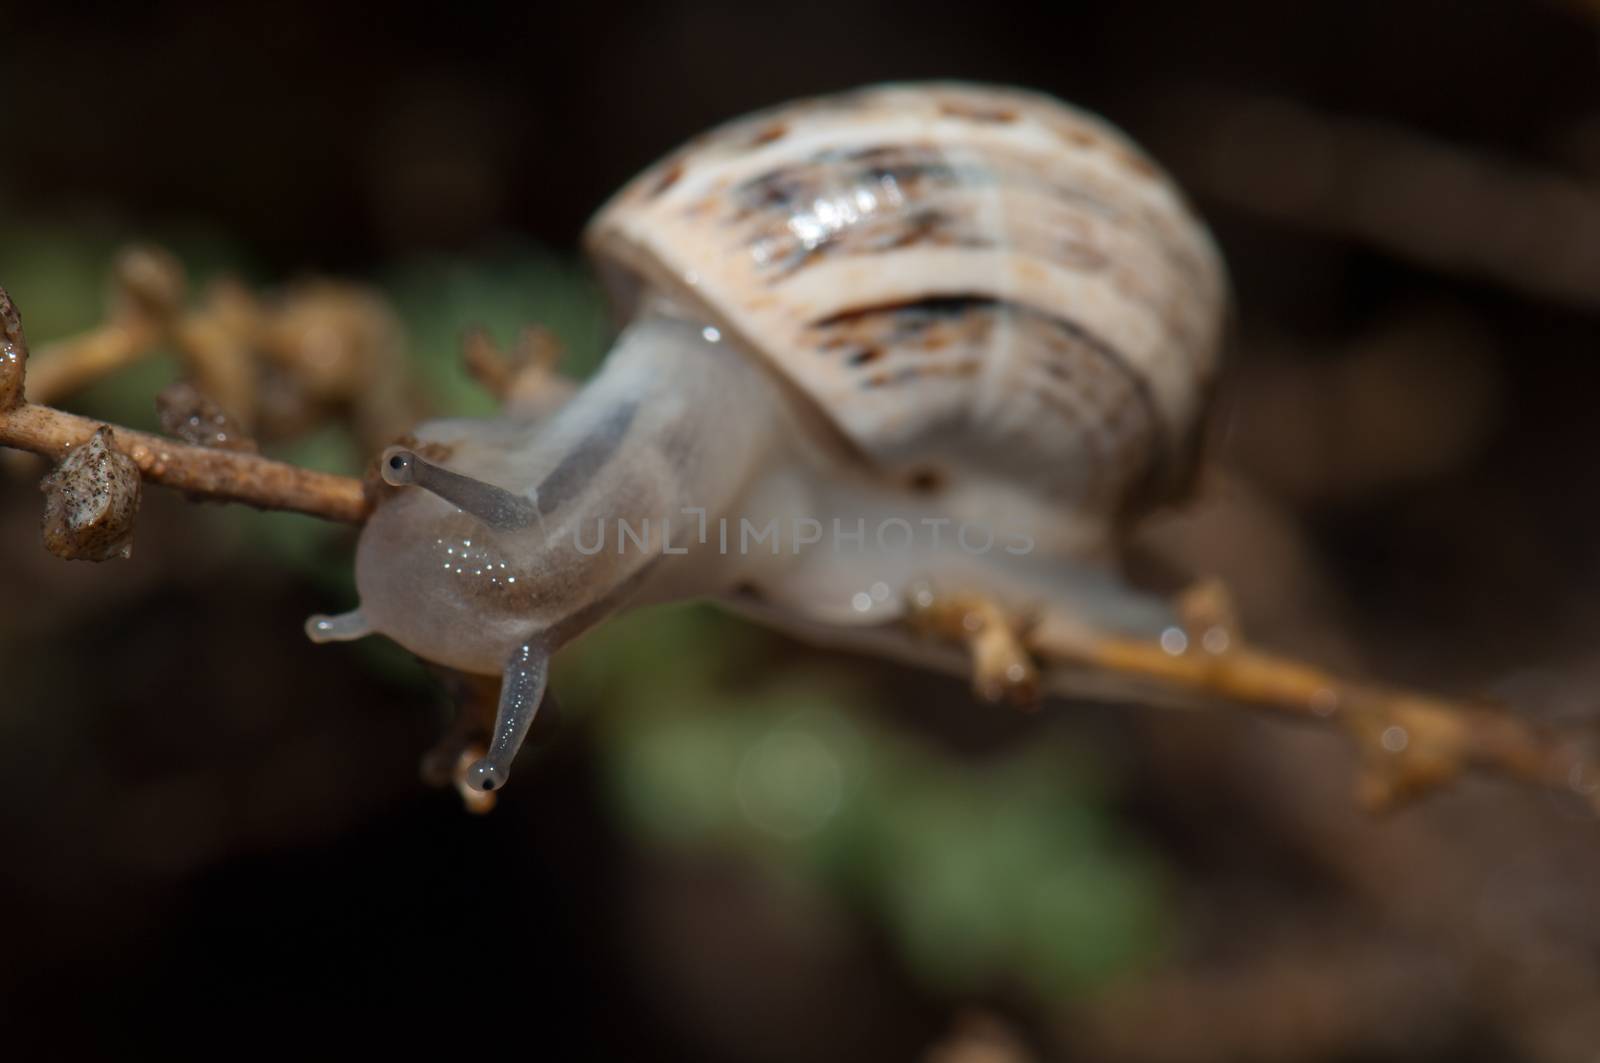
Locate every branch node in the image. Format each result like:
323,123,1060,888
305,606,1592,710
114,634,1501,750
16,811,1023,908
463,323,574,414
111,245,187,326
156,380,258,453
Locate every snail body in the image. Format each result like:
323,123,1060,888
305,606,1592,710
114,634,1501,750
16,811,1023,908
308,82,1229,793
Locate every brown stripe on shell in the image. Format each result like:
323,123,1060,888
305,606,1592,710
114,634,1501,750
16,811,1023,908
1026,314,1165,504
729,144,970,219
974,143,1216,295
812,294,999,358
1025,108,1166,183
718,148,1085,283
702,137,1210,342
648,160,686,199
746,121,789,146
923,136,1213,278
808,295,1168,505
860,361,983,388
937,99,1020,124
649,85,1168,209
765,204,993,279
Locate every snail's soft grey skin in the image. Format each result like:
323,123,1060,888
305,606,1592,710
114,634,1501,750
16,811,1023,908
307,82,1228,793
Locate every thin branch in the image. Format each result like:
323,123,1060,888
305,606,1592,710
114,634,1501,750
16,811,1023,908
462,322,576,416
0,285,369,524
908,588,1600,815
1049,628,1591,813
21,246,184,406
0,402,371,523
26,322,161,405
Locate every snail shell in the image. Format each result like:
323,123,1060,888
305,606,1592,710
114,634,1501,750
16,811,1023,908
587,81,1228,524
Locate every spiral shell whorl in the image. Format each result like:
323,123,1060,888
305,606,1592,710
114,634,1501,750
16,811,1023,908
585,82,1227,520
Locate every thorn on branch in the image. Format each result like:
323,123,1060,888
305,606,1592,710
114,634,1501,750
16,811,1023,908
40,425,142,561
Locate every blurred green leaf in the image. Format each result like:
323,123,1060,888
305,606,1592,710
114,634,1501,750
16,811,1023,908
379,246,609,420
586,623,1172,1001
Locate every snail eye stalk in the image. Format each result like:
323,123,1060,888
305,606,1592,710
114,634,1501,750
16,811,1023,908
380,447,539,530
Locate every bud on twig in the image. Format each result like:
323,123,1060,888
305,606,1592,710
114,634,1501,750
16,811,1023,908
40,426,143,561
462,323,573,415
156,380,258,452
110,245,186,326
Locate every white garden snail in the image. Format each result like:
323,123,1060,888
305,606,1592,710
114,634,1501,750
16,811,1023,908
306,82,1228,794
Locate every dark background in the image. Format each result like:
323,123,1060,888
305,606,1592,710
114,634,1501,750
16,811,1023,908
8,3,1597,264
5,2,1600,1059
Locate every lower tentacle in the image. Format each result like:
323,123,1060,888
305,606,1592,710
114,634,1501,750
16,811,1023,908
465,640,550,792
304,609,373,643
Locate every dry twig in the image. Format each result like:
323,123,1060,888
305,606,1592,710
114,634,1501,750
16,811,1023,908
20,246,186,405
913,585,1600,815
462,322,575,416
19,247,420,452
0,286,368,525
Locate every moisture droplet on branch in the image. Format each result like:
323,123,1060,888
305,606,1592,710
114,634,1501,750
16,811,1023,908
40,426,143,561
0,286,27,409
